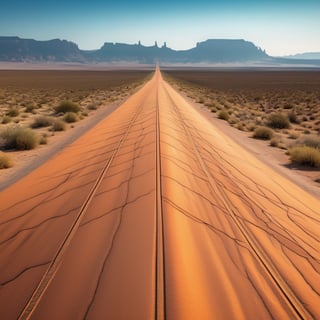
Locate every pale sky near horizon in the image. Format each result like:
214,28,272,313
1,0,319,56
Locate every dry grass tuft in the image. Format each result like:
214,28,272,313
267,113,290,129
54,101,80,114
0,151,13,169
253,126,274,140
0,126,39,150
31,116,53,128
218,110,229,121
63,112,79,123
288,146,320,167
51,119,66,131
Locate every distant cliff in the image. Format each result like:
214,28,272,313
284,52,320,60
0,37,84,62
0,37,269,63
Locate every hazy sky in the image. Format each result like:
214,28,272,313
1,0,320,56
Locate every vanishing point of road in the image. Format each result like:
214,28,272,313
0,68,319,319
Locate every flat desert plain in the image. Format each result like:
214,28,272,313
0,70,151,187
0,68,319,319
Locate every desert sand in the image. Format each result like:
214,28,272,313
0,68,319,319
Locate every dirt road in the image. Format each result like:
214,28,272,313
0,68,319,319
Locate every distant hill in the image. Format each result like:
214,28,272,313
0,36,268,63
284,52,320,60
0,36,319,66
0,37,84,62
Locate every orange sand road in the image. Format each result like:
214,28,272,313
0,69,320,319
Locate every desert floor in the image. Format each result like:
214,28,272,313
0,68,319,319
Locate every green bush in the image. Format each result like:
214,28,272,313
63,112,79,123
288,146,320,167
0,126,39,150
0,151,13,169
218,110,229,121
51,119,66,131
31,116,53,128
267,113,290,129
54,101,80,114
253,126,274,140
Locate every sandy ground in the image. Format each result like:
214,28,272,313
0,69,319,319
185,98,320,199
0,87,142,191
2,77,319,198
0,62,155,71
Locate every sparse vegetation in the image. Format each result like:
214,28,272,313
164,70,320,173
253,126,274,140
39,134,48,145
267,113,290,129
63,112,79,123
31,116,53,128
288,131,300,140
25,104,37,113
298,135,320,149
288,111,299,124
218,110,229,121
1,116,11,124
87,104,98,110
54,101,80,114
0,151,13,169
6,108,20,117
288,146,320,167
270,136,280,147
0,126,39,150
51,119,66,131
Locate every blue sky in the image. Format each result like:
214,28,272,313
1,0,320,56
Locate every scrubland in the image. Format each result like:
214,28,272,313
0,70,150,169
165,70,320,168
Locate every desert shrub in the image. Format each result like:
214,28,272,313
218,110,229,121
270,137,280,147
51,119,66,131
31,116,53,128
288,131,300,140
253,126,274,140
6,108,19,117
283,103,293,109
39,134,48,145
87,104,98,110
54,101,80,114
63,112,79,123
0,126,39,150
0,151,13,169
288,146,320,167
267,113,290,129
196,96,205,104
288,111,299,124
1,116,11,124
235,122,245,131
299,135,320,149
25,104,36,113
